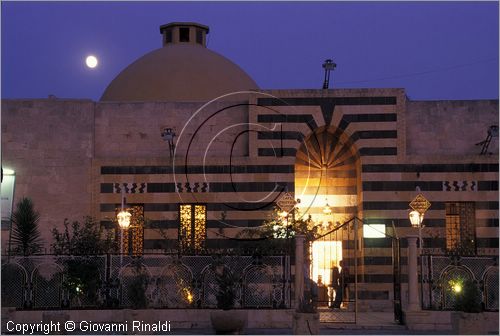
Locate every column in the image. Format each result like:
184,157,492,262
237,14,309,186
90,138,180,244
407,235,420,311
295,234,305,309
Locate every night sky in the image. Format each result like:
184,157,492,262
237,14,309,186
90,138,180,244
2,1,499,101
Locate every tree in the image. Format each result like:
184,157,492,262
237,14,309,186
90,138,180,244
236,207,318,255
238,206,317,239
10,197,43,255
51,217,116,255
51,217,117,307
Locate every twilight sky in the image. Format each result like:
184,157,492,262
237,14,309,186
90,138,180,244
2,1,499,101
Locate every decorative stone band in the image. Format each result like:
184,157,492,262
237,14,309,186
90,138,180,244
114,182,147,193
442,181,477,192
175,182,210,193
111,182,211,193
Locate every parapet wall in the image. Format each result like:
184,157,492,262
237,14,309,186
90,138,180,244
406,99,498,156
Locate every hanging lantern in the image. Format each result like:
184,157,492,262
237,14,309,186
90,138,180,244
323,203,332,215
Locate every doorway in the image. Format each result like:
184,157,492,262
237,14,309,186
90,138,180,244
311,240,342,308
294,126,361,323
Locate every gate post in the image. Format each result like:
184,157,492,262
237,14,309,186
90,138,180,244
407,235,420,311
294,234,305,309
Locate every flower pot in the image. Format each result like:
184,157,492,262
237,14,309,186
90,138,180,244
292,312,320,335
210,310,248,334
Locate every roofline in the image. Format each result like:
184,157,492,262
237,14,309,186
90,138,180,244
159,22,209,34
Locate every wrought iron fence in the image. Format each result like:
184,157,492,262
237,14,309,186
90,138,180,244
421,254,498,311
1,255,107,309
1,254,290,310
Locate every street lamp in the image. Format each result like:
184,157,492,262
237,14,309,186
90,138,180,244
407,194,431,312
409,193,431,251
409,210,423,228
117,210,131,230
279,210,290,238
117,187,131,262
409,209,423,245
279,210,288,218
409,209,425,253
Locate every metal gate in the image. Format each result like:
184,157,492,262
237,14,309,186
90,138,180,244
309,217,359,323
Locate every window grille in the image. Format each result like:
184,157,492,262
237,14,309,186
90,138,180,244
445,202,476,254
179,204,206,253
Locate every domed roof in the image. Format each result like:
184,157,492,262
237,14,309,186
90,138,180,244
100,23,258,102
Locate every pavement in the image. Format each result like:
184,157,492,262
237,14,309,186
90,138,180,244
318,311,453,335
170,312,455,335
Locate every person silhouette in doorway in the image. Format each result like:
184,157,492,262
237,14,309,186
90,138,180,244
331,265,341,309
339,259,350,309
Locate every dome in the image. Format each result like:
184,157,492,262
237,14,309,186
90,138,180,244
100,22,258,102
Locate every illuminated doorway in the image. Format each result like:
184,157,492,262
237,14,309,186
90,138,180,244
311,240,342,286
295,126,360,321
294,126,360,231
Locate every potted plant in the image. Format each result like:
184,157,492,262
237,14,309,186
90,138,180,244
292,286,320,335
210,265,247,334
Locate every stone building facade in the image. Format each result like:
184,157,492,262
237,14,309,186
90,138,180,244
1,22,498,311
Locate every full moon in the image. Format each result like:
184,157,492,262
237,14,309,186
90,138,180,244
85,55,98,68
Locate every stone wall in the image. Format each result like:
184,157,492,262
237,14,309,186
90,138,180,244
94,100,250,160
404,310,499,334
1,99,94,248
406,100,498,156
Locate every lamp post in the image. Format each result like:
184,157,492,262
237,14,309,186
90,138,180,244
409,193,430,255
277,191,297,239
117,187,131,265
279,210,290,238
407,194,431,312
409,210,424,254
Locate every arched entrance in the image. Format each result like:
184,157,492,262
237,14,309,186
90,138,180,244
295,126,361,226
295,126,361,322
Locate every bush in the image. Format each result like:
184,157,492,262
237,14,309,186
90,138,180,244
51,217,117,306
455,279,483,313
51,217,116,255
63,257,102,305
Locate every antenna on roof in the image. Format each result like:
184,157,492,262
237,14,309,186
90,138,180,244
322,59,337,89
475,125,498,155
